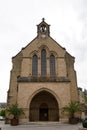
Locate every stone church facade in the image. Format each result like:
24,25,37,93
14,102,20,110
7,19,79,123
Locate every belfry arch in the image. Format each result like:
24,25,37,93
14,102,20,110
29,90,59,121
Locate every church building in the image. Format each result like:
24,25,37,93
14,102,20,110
7,18,79,123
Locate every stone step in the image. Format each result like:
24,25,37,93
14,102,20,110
24,121,65,126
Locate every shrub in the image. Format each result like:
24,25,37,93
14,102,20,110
82,120,87,128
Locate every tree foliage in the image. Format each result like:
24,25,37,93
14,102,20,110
0,109,6,117
7,104,24,119
63,101,81,118
82,94,87,104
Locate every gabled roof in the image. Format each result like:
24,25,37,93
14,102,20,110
12,19,74,59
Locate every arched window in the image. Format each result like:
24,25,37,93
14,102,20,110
50,54,55,76
41,49,46,76
32,55,38,76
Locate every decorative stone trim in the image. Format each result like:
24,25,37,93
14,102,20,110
17,76,70,82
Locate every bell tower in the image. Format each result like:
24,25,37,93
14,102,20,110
37,18,50,38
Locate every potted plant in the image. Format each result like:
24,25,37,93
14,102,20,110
7,104,24,125
63,101,81,124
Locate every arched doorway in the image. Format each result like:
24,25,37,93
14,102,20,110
29,90,59,121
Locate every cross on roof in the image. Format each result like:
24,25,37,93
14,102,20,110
42,18,45,21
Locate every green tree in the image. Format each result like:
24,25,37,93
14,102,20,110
82,94,87,104
0,109,6,117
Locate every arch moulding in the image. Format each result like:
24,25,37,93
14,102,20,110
27,87,61,109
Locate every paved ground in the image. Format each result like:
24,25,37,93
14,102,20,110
0,121,82,130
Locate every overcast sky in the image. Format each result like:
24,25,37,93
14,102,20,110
0,0,87,102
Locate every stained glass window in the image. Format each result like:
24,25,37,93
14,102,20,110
41,49,46,76
50,55,55,76
32,55,38,76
